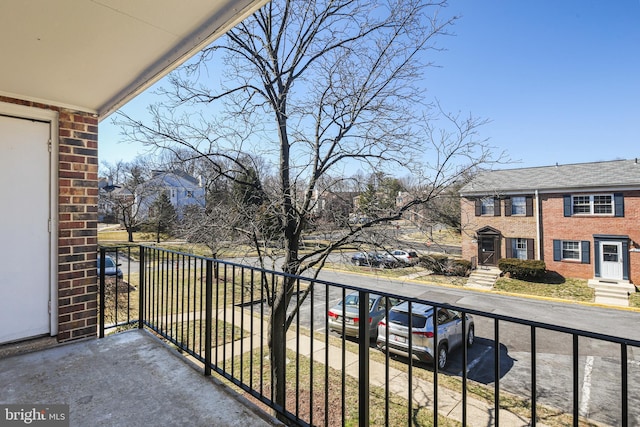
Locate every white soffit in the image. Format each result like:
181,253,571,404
0,0,268,120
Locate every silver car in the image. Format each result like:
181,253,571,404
97,255,123,279
376,301,474,369
328,292,402,339
385,249,419,266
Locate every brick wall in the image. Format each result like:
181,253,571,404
460,197,538,261
541,192,640,283
0,96,98,342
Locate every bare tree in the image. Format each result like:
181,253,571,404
100,159,154,242
116,0,505,413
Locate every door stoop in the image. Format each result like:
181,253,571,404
588,279,637,307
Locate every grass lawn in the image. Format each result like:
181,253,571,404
406,228,461,246
494,274,594,303
629,292,640,308
228,346,459,427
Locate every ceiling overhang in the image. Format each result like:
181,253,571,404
0,0,268,120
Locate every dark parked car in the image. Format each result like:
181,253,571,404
328,292,402,338
377,301,474,369
97,255,123,279
351,252,397,268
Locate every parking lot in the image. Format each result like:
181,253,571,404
291,268,640,426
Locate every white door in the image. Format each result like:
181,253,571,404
0,115,51,343
600,241,623,281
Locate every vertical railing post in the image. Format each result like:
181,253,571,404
462,313,468,426
622,343,628,427
99,247,106,338
138,246,145,329
204,259,213,376
358,290,370,427
531,326,537,426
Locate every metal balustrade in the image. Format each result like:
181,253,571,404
99,245,640,426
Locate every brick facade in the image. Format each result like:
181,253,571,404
461,196,538,261
0,96,98,342
461,189,640,284
540,191,640,284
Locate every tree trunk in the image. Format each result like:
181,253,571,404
268,281,289,419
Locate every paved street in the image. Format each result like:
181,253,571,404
295,268,640,426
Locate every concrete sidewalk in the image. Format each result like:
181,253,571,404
218,307,536,427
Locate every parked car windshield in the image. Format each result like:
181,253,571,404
341,294,375,311
99,257,116,268
388,310,428,328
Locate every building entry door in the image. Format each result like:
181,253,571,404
0,114,52,344
600,241,623,280
477,229,501,266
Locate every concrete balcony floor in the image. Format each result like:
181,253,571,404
0,330,281,427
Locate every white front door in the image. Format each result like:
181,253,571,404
0,114,51,343
600,241,624,281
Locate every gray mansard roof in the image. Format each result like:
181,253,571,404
460,159,640,196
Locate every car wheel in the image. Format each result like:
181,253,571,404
467,325,475,347
355,260,362,266
437,344,448,370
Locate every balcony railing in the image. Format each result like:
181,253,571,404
98,245,640,426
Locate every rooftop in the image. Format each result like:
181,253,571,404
460,158,640,196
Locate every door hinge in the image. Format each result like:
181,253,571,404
48,301,51,314
48,139,52,152
48,218,52,233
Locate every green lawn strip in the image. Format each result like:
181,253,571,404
325,262,426,278
494,277,594,302
629,292,640,308
405,229,462,247
170,319,247,352
223,347,459,427
102,270,267,331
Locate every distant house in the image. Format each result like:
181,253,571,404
311,189,359,223
459,159,640,286
395,191,426,222
98,178,134,223
136,170,206,219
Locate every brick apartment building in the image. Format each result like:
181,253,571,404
0,0,267,346
460,159,640,286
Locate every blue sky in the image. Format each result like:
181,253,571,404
99,0,640,170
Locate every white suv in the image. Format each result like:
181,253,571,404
386,249,419,266
377,302,474,369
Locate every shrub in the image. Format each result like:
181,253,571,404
419,255,471,277
498,258,546,280
419,254,449,274
450,259,472,277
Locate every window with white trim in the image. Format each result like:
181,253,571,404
562,241,580,260
572,194,613,215
513,238,528,260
